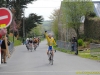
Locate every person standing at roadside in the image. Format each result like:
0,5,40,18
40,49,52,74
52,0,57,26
0,34,2,64
71,37,74,51
1,35,10,64
71,37,78,55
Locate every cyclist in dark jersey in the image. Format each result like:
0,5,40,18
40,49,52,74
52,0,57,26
28,38,33,44
28,38,33,50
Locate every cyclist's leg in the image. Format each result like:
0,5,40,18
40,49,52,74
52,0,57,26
33,43,35,48
37,40,39,45
51,46,54,56
47,46,51,55
30,43,33,48
47,49,49,55
34,43,37,50
33,43,35,47
38,41,39,45
48,46,53,56
36,43,37,48
52,50,54,57
27,43,29,50
35,43,37,48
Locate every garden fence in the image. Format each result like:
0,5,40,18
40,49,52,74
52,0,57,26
57,40,71,50
8,42,14,54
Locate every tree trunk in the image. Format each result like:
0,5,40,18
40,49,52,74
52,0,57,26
74,27,80,39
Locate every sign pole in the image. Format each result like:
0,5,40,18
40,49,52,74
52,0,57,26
0,47,1,64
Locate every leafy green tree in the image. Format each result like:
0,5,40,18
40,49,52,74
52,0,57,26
49,9,60,40
62,0,94,38
29,24,44,37
5,0,35,19
19,13,43,37
0,0,35,19
0,0,37,37
0,0,6,7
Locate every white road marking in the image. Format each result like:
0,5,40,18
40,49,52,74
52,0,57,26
0,15,8,20
0,70,100,74
0,71,76,73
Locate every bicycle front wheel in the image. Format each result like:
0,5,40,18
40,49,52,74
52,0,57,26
51,55,53,65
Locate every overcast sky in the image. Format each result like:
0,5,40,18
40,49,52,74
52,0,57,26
25,0,100,21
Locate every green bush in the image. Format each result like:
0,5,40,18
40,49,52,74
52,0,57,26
82,42,87,48
89,39,93,43
78,39,84,46
88,12,97,17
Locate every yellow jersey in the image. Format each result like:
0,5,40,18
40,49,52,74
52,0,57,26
45,33,57,46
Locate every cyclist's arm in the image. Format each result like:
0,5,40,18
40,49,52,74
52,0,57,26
53,38,57,46
45,33,49,43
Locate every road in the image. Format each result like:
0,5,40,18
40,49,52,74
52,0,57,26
0,40,100,75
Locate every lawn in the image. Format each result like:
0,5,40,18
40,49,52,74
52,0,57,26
9,36,22,46
54,46,100,61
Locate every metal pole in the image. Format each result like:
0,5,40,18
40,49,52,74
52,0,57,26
13,19,14,43
23,8,25,41
22,13,24,44
67,24,68,41
12,0,14,43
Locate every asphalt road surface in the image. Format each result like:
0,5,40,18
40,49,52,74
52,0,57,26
0,40,100,75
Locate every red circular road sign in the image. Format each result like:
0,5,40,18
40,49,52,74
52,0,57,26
0,8,12,29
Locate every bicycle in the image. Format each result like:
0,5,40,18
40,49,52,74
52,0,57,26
29,43,33,52
48,51,53,65
26,44,29,50
34,43,37,50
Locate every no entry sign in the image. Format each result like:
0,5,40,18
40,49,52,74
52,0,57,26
0,8,12,29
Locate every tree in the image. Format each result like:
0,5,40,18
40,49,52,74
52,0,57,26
0,0,6,7
0,0,35,19
62,0,94,38
0,0,36,37
49,9,60,40
29,24,44,37
19,13,43,37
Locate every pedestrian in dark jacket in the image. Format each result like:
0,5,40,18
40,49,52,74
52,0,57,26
1,35,10,64
71,37,78,51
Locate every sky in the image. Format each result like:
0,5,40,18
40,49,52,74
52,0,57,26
25,0,100,21
25,0,62,20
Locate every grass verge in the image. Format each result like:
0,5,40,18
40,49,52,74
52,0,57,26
9,36,22,46
54,46,100,61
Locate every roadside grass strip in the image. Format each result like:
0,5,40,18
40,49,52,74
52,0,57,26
54,46,99,61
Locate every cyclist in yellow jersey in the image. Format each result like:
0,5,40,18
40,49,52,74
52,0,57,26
45,31,57,56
